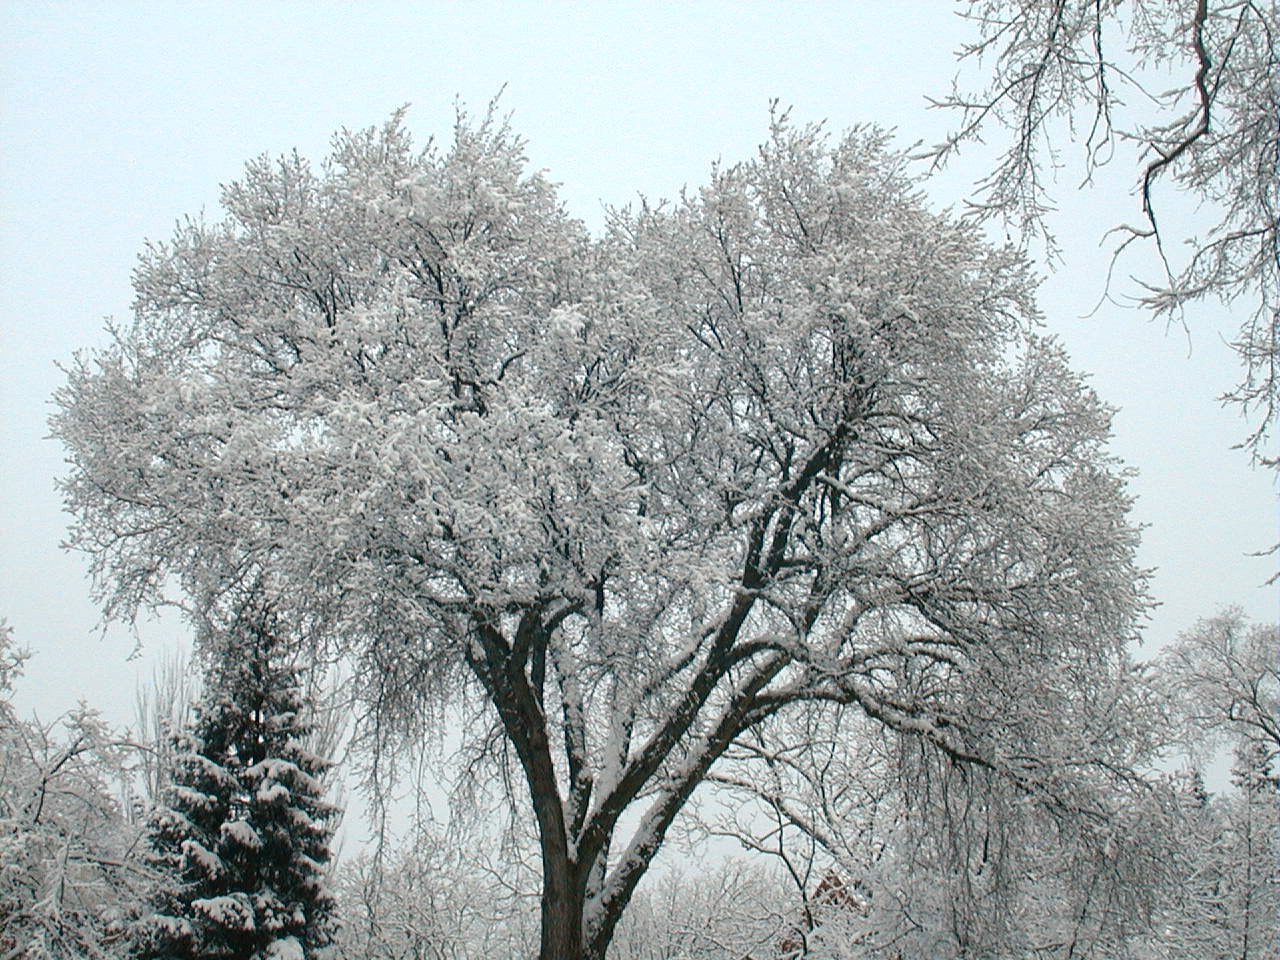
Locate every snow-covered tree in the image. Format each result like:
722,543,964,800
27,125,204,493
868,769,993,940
1143,611,1280,959
607,861,794,960
928,1,1278,462
132,601,340,960
132,651,199,812
1210,742,1280,960
0,621,144,959
1159,609,1279,777
56,108,1149,960
330,823,540,960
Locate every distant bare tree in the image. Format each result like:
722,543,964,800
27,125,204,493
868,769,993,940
1158,608,1279,774
132,650,196,814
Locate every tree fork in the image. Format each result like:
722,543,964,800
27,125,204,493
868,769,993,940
467,617,594,960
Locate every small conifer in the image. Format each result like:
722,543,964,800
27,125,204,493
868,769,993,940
133,603,339,959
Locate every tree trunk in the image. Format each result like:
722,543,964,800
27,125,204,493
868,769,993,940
467,620,593,958
539,857,587,960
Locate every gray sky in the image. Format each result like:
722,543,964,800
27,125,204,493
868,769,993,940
2,1,1275,729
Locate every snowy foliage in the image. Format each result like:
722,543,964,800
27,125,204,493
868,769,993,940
131,602,339,959
1158,608,1279,777
698,688,1187,959
0,621,144,959
265,937,304,960
928,0,1279,459
57,108,1150,958
607,861,796,960
1142,611,1280,960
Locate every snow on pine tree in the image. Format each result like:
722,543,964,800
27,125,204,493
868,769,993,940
132,602,339,960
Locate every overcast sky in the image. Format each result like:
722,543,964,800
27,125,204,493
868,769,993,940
2,1,1275,731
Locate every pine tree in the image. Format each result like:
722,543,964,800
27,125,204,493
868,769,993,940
133,604,339,960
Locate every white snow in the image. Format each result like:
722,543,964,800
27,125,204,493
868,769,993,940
257,780,290,804
193,893,256,931
221,819,264,849
180,838,224,877
149,914,194,938
263,936,304,960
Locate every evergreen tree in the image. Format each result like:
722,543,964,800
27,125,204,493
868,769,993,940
133,604,339,960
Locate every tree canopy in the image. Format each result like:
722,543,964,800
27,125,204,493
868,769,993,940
55,110,1149,960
